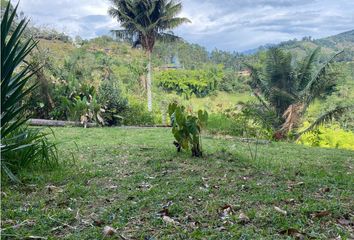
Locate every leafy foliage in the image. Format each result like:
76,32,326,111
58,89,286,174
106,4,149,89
214,102,278,139
109,0,190,52
122,98,156,125
298,123,354,150
1,2,58,182
168,103,208,157
98,80,128,126
156,66,223,98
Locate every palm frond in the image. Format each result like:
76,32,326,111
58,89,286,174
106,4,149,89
253,91,271,111
159,17,191,29
157,31,181,42
245,63,269,95
110,29,134,42
297,47,320,90
297,105,354,136
301,50,343,107
109,0,190,52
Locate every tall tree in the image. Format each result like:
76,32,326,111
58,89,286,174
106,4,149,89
109,0,190,111
247,47,353,137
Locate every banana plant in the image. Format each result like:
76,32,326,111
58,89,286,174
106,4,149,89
168,103,208,157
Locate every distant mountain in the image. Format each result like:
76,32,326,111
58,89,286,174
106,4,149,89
315,30,354,49
242,44,275,55
242,30,354,61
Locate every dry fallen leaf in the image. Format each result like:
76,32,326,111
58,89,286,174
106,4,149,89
311,210,330,218
162,216,175,224
158,208,169,217
337,218,350,226
27,236,48,240
219,204,233,220
93,219,104,227
189,221,199,229
103,226,117,236
13,219,36,229
162,201,173,209
288,181,305,190
238,212,250,223
106,185,118,190
279,228,305,240
138,182,151,190
274,206,287,215
216,226,227,231
284,199,296,204
319,187,330,193
46,185,63,194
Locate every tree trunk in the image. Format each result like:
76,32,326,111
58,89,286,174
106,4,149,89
28,119,97,128
147,51,153,112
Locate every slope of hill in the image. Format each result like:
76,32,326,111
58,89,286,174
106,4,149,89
242,30,354,62
316,30,354,50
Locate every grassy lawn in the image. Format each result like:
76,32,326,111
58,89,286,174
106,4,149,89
1,127,353,239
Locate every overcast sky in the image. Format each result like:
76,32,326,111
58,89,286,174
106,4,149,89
15,0,354,52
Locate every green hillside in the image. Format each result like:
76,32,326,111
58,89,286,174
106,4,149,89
276,30,354,62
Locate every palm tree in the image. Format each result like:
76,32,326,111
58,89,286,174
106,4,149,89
247,47,353,137
108,0,190,111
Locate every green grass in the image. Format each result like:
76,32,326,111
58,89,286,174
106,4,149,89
1,127,353,239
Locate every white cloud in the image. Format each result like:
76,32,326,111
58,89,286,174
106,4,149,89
14,0,354,51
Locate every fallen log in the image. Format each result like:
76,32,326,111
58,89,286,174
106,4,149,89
28,119,97,128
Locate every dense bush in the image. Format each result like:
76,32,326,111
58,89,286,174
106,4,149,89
53,82,103,125
298,124,354,150
218,69,249,93
156,66,223,98
3,127,59,173
98,80,128,126
121,98,156,126
207,102,278,139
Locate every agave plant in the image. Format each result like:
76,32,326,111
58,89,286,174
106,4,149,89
1,2,58,182
247,47,353,138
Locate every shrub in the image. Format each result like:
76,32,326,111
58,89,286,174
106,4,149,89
155,66,223,98
218,70,249,93
98,80,128,126
2,127,59,178
207,113,240,135
168,103,208,157
298,124,354,150
60,83,104,125
122,98,155,126
206,102,278,139
222,103,277,139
